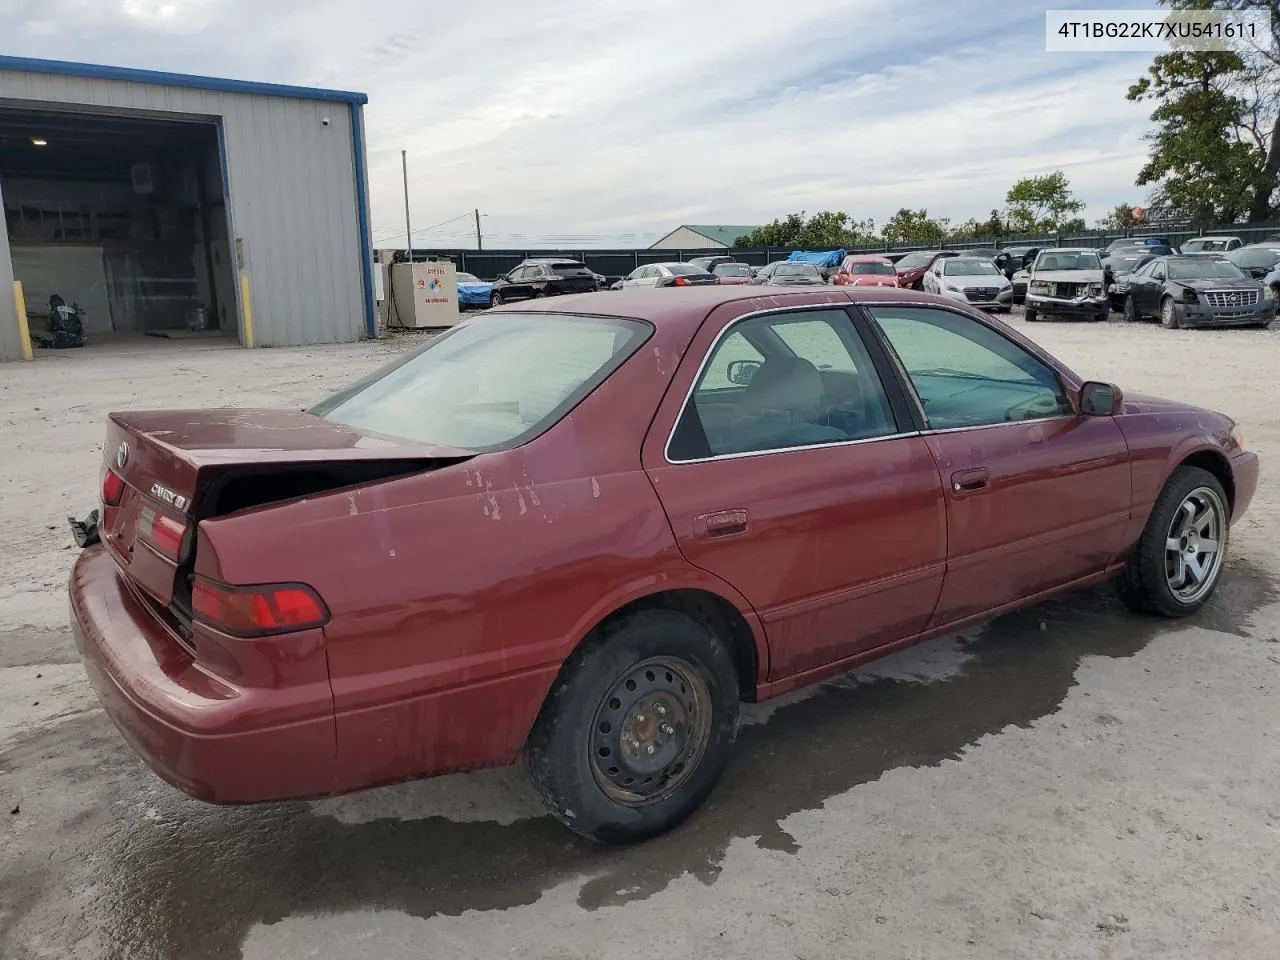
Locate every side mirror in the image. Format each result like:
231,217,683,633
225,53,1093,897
1079,381,1123,416
727,359,762,386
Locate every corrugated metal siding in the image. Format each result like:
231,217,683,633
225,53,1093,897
0,70,367,348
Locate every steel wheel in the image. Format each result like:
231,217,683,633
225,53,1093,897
1164,486,1226,605
589,656,712,806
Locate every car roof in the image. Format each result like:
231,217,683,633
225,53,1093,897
1036,247,1100,254
1188,236,1240,241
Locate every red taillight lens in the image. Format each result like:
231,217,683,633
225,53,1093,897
191,578,329,636
137,504,186,559
102,469,125,505
674,277,690,286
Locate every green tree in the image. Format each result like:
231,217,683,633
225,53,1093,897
1097,203,1144,229
734,211,876,248
952,209,1006,240
1127,0,1280,224
880,208,950,245
1003,172,1085,233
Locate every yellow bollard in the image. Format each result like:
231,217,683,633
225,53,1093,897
238,273,255,348
13,280,33,361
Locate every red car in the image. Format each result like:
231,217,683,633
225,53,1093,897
69,286,1257,844
711,262,754,285
832,254,901,287
895,249,959,289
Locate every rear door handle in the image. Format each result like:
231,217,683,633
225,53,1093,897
951,468,989,493
694,509,750,539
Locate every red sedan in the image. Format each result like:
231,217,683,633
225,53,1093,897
69,286,1258,843
832,254,901,287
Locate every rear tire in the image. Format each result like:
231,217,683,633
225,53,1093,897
534,291,547,299
524,609,740,844
1118,466,1229,617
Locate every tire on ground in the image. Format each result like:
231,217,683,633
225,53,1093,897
1118,465,1230,618
524,608,740,844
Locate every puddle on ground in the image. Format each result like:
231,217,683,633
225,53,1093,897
65,562,1280,959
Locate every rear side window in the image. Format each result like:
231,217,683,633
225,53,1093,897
551,263,588,275
668,309,897,461
667,264,709,276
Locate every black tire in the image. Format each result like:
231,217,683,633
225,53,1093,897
534,291,547,299
491,290,503,306
1160,296,1180,329
1122,296,1137,322
524,609,740,843
1118,466,1230,618
1024,307,1038,322
1093,310,1109,322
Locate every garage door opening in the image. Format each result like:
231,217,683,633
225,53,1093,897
0,106,239,349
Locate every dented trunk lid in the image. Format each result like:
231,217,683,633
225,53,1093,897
100,408,472,611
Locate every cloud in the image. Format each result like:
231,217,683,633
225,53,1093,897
1,0,1165,246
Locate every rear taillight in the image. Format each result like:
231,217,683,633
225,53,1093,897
102,469,124,505
191,578,329,636
674,277,691,286
137,504,186,560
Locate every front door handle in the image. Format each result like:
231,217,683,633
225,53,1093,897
951,468,989,493
694,509,750,539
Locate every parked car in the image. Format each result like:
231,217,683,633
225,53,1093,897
1101,250,1159,309
1105,236,1173,254
921,256,1013,312
786,249,847,281
1117,255,1275,329
67,285,1259,844
711,262,754,285
1225,244,1280,286
997,246,1042,279
1023,248,1109,322
491,260,598,303
619,263,718,288
1180,236,1243,254
1010,266,1031,304
688,255,738,274
752,261,826,286
455,271,495,310
831,255,901,287
894,250,959,289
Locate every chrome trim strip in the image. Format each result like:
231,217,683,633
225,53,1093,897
664,429,921,466
920,414,1077,436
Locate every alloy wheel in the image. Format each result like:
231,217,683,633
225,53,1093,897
1164,486,1226,605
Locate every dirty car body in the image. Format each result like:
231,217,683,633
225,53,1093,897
69,286,1259,843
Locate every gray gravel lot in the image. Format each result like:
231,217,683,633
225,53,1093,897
2,311,1278,960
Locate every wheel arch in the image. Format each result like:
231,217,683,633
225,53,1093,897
1174,447,1235,514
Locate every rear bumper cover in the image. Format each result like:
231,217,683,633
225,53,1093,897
70,546,336,803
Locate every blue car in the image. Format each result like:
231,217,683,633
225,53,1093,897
456,271,494,309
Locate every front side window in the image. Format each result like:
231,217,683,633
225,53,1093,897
868,306,1071,430
312,313,650,452
669,309,897,461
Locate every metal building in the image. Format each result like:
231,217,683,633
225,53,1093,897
0,56,375,362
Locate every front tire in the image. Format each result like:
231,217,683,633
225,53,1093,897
1160,296,1180,329
491,290,504,306
1024,307,1038,322
1119,466,1229,617
524,609,740,844
1122,296,1137,322
1093,310,1109,322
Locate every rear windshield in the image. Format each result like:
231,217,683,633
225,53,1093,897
456,273,481,284
713,263,751,276
311,313,650,452
775,263,819,276
667,263,710,276
1168,259,1245,280
847,262,895,275
894,252,933,269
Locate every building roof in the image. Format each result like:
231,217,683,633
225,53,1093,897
654,224,762,247
0,55,368,105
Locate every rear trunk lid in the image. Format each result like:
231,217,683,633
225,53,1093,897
98,408,471,618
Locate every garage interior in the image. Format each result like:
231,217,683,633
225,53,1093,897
0,105,238,347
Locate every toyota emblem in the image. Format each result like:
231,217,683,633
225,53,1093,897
116,440,129,469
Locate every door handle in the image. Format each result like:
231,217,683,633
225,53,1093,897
951,468,989,493
694,509,750,539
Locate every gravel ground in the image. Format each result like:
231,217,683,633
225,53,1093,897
2,311,1278,960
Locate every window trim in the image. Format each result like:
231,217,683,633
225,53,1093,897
661,304,916,465
854,300,1080,434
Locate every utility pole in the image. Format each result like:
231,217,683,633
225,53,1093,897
475,208,483,250
401,150,412,260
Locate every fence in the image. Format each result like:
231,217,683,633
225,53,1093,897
386,221,1280,282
